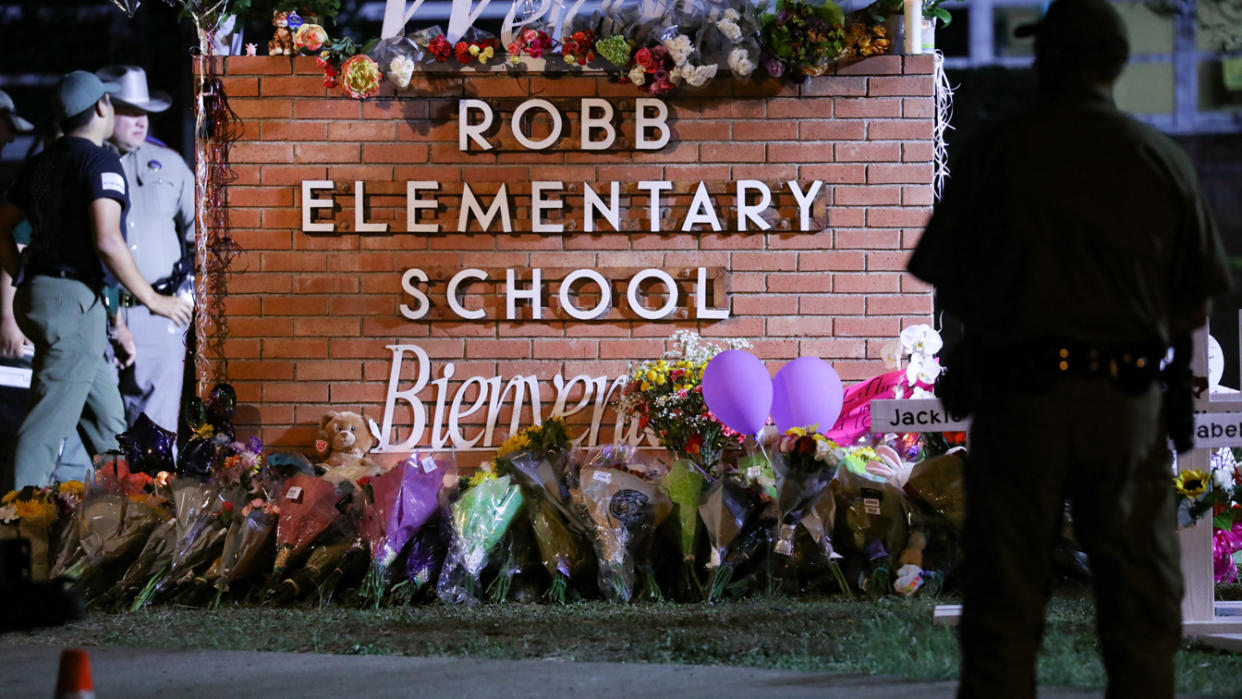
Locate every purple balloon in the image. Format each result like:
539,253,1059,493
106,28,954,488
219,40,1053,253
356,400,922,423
771,357,844,433
702,350,773,436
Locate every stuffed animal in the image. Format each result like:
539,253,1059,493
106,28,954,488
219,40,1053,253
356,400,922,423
893,530,927,596
313,410,383,486
268,11,294,56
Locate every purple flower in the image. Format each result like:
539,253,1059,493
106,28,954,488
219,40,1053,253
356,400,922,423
761,52,785,77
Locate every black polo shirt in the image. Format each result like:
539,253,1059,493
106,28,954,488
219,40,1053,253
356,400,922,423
7,136,130,287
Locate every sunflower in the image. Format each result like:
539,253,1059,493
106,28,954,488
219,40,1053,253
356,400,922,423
1175,470,1209,498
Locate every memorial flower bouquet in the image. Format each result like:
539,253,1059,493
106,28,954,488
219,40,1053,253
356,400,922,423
619,330,751,476
208,495,278,605
561,29,597,66
1175,447,1241,530
506,28,554,64
759,0,847,79
492,417,588,602
833,444,913,595
0,481,82,581
699,476,768,602
436,465,525,605
454,29,501,66
356,454,446,606
573,445,671,601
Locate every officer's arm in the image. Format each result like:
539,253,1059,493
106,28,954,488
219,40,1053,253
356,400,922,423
0,202,22,279
91,198,192,327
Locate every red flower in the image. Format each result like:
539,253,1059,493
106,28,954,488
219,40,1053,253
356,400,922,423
455,41,471,64
357,476,372,488
635,47,655,71
222,501,235,512
428,35,452,62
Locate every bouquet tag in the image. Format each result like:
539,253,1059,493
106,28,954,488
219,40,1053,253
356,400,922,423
592,470,612,484
746,465,762,480
284,486,304,503
420,456,437,473
775,524,795,556
861,487,882,515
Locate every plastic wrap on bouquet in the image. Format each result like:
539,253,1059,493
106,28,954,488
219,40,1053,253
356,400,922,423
370,35,422,89
694,5,760,77
357,454,446,606
661,459,705,597
903,450,965,534
137,481,228,605
209,503,276,604
272,474,344,575
833,452,909,594
405,511,447,596
526,496,585,602
574,449,672,602
594,0,671,49
437,474,525,606
698,476,766,601
69,489,168,599
411,26,453,63
109,517,175,607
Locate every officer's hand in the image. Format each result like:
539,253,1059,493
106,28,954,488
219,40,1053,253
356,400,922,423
147,293,193,327
0,318,29,359
111,322,136,369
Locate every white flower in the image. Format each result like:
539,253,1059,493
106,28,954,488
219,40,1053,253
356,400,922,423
716,19,742,43
628,64,646,86
723,8,740,21
681,63,717,87
1212,463,1236,495
900,324,943,358
881,341,902,370
728,48,756,77
907,354,942,386
908,385,936,399
662,34,694,66
0,503,18,524
386,55,414,90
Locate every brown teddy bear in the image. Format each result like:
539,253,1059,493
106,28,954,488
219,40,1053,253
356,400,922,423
268,11,294,56
313,410,384,486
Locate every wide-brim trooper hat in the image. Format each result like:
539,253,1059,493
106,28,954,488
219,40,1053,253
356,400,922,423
95,65,171,113
0,89,35,132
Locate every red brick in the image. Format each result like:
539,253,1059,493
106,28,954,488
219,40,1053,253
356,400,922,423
903,142,935,162
466,339,531,359
866,250,913,271
867,208,931,227
232,142,293,162
868,120,934,140
902,185,935,206
799,121,866,140
835,228,901,248
294,143,361,163
832,273,901,293
263,338,329,358
799,251,866,271
766,273,833,293
766,99,833,119
799,77,868,97
261,120,327,141
220,76,258,97
867,295,933,314
903,98,935,118
904,54,937,75
769,143,834,163
799,296,867,315
230,99,292,119
835,55,903,75
362,143,429,163
834,186,901,206
868,76,935,97
800,164,866,183
262,76,329,97
868,163,933,184
836,142,901,162
294,99,362,119
834,316,901,336
799,338,867,359
835,98,902,118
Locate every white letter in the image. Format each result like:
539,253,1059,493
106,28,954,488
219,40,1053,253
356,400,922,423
553,374,595,422
635,98,670,150
580,98,616,150
354,181,388,233
681,182,722,232
406,181,439,233
400,268,429,320
736,180,773,232
788,180,824,231
627,268,678,320
511,98,563,151
301,180,334,232
506,268,543,320
448,375,489,449
696,267,729,320
447,268,488,320
531,181,564,233
459,99,494,151
583,182,620,233
483,375,543,446
377,344,429,452
459,183,512,233
559,268,611,320
429,363,455,450
636,180,673,232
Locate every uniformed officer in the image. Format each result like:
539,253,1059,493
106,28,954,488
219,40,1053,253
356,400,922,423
908,1,1230,696
95,65,195,434
0,71,192,489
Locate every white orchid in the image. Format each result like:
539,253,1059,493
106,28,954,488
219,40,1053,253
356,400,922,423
881,341,902,370
900,324,943,359
907,354,943,386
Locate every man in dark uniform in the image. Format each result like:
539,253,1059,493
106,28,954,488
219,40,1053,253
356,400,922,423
0,71,192,490
908,0,1230,696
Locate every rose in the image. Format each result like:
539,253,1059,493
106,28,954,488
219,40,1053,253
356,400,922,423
340,54,382,100
387,55,414,90
428,35,452,62
293,23,328,53
455,41,471,64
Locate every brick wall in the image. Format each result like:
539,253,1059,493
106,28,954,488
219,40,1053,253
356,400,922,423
209,54,936,457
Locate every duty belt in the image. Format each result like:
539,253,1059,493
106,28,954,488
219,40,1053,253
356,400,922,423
1003,338,1165,394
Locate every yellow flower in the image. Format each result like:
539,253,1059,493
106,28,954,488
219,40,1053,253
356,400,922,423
340,54,382,100
641,382,651,392
58,481,85,498
1,490,17,504
646,370,657,383
480,46,494,62
1175,470,1208,498
293,23,328,52
14,499,56,528
466,463,497,488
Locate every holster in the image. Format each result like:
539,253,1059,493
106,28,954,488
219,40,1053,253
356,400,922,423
1162,335,1195,453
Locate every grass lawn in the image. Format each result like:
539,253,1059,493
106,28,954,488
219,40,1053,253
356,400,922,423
5,586,1241,695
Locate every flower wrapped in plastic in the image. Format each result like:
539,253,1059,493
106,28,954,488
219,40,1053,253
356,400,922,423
698,475,768,602
404,510,447,598
832,444,911,595
207,496,277,605
760,0,847,80
437,468,525,606
410,26,453,63
370,35,422,89
692,4,761,77
271,473,346,577
594,0,673,50
561,29,597,67
357,453,447,606
62,458,171,600
573,445,672,602
453,27,501,66
129,480,229,606
0,481,82,582
660,459,705,597
506,27,554,65
493,417,588,601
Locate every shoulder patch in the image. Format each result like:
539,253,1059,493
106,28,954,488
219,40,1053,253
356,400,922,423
101,171,126,194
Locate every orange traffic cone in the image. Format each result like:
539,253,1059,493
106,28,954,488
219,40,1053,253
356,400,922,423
55,648,95,699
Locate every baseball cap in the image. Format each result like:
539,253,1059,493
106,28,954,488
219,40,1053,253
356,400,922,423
0,89,34,132
1014,0,1128,47
53,70,120,120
